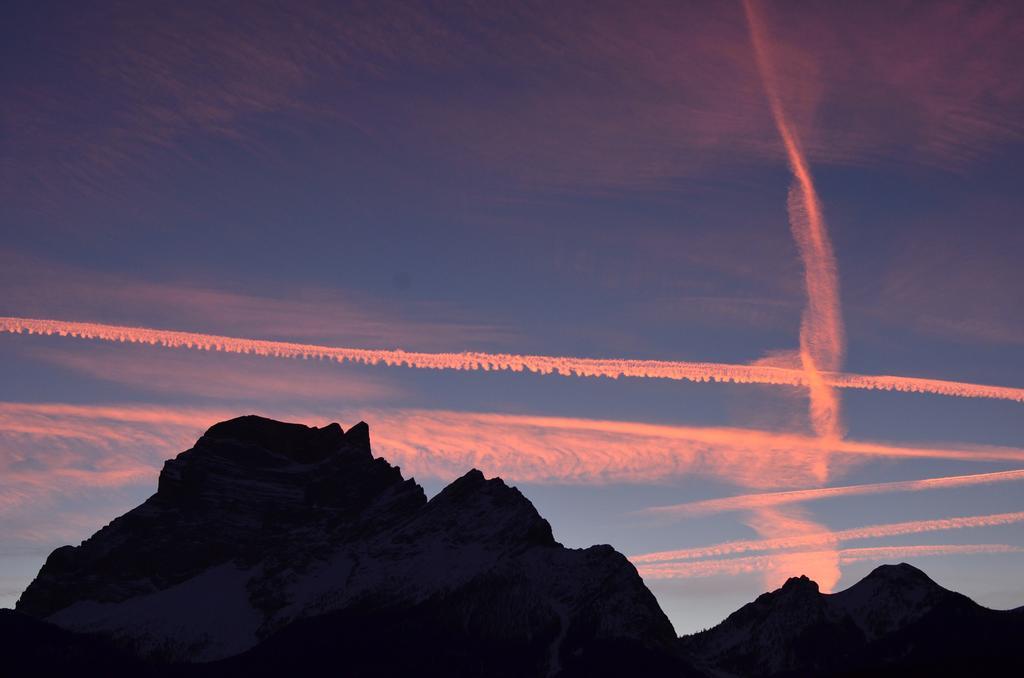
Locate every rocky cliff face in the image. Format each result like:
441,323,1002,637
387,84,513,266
16,416,679,675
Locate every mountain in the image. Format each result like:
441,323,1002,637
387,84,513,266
6,414,1024,677
679,563,1024,677
13,415,686,677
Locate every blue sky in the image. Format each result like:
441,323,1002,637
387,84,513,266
2,0,1023,633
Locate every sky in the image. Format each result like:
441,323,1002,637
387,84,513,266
1,0,1023,634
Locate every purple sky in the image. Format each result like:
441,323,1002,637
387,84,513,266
2,0,1023,633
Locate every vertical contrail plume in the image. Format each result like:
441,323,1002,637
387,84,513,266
743,0,846,479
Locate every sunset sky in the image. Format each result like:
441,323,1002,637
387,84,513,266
2,0,1023,633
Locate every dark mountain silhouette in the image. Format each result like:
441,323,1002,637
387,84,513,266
679,563,1024,677
10,415,686,677
3,415,1022,677
0,608,155,676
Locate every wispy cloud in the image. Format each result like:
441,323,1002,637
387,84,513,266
743,506,841,590
5,2,1022,209
371,410,1024,486
29,344,402,403
860,220,1024,347
4,400,1024,589
4,401,1024,528
0,251,510,352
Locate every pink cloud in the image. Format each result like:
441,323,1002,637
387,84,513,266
4,401,1024,521
4,401,1023,563
744,505,841,590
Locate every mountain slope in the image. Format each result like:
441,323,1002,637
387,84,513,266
15,415,683,676
10,414,1023,677
0,608,154,677
680,563,1024,677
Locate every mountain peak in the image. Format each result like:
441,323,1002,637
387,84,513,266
201,414,348,463
830,560,953,642
680,558,1004,676
15,416,673,669
433,468,517,501
17,415,422,624
836,561,946,609
342,420,371,451
781,574,820,595
452,467,487,486
861,562,934,586
424,468,557,547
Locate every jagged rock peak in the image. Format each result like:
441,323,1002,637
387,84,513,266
343,420,371,451
426,468,557,547
17,415,427,622
16,415,677,670
437,468,502,496
201,414,351,463
781,574,820,594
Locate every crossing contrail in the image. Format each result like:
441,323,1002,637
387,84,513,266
630,510,1024,564
2,316,1023,402
640,468,1024,518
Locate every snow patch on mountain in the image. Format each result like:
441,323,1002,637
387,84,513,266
48,563,261,661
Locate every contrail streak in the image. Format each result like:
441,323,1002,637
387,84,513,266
743,0,845,477
642,468,1024,518
635,544,1024,580
630,510,1024,563
835,544,1024,563
3,316,1023,402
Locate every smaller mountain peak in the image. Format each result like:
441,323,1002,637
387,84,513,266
863,562,934,586
457,468,487,484
343,421,371,452
432,469,498,500
424,470,555,547
321,422,344,437
781,574,820,594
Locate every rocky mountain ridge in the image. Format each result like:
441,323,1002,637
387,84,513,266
680,563,1024,677
5,415,1023,677
15,415,678,675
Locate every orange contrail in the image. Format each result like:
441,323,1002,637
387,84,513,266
743,0,845,477
635,544,1024,579
2,316,1023,402
630,510,1024,563
642,468,1024,518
